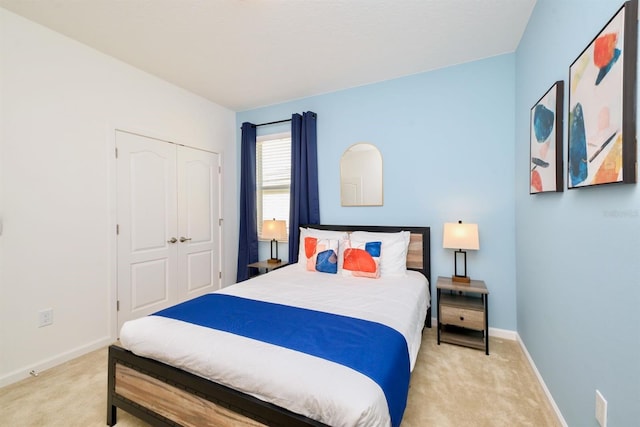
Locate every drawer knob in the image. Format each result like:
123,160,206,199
460,316,464,321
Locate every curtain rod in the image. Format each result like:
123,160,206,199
252,118,291,128
245,112,316,128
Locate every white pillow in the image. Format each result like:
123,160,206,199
297,227,349,269
350,230,410,276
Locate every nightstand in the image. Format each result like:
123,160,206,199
436,276,489,355
247,260,287,276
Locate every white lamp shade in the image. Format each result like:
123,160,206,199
262,219,287,241
443,222,479,250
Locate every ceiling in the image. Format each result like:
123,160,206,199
0,0,536,112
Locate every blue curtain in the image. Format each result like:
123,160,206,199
236,122,258,282
288,112,320,263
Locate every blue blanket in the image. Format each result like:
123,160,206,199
153,293,410,427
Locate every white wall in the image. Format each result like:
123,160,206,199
0,8,238,386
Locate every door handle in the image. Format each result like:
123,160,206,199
167,237,177,243
180,237,192,243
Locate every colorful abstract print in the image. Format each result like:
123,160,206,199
343,241,381,279
531,88,558,193
569,8,626,187
304,237,338,274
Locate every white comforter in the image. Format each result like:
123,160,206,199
119,265,429,427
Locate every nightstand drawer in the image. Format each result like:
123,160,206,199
440,305,484,330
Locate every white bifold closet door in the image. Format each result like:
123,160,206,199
116,130,221,333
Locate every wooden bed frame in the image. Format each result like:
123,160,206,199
107,225,431,427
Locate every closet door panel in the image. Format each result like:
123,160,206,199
177,146,221,300
116,131,178,332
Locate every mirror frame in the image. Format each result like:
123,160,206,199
340,143,383,206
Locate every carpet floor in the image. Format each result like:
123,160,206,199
0,327,561,426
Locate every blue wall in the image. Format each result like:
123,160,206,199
516,0,640,425
237,54,518,331
236,1,640,424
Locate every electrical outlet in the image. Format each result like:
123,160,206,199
595,390,607,427
38,308,53,327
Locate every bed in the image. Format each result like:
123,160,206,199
107,225,431,427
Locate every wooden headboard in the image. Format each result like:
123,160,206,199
303,225,432,327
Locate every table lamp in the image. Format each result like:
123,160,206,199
442,221,479,283
262,219,287,263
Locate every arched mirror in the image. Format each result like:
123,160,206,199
340,143,383,206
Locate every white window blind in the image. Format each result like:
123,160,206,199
257,133,291,238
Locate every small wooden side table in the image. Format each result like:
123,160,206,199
247,260,287,276
436,276,489,355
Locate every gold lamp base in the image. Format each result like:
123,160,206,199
452,275,471,284
267,258,281,264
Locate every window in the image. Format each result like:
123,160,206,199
256,132,291,238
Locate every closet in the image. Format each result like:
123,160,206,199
115,130,221,331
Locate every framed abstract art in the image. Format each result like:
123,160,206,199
568,0,638,189
530,81,564,194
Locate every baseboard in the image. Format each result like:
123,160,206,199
489,326,518,340
517,334,568,427
0,336,113,388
